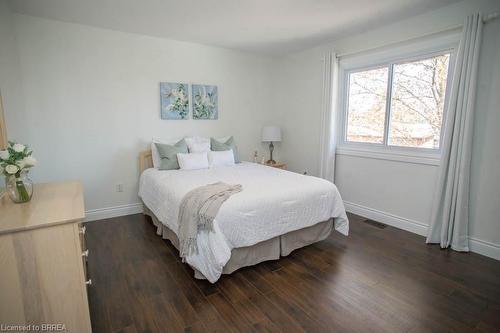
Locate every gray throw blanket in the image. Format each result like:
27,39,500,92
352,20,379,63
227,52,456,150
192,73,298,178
178,182,242,259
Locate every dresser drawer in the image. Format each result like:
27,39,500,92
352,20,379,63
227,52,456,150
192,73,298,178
77,223,91,287
1,222,92,332
78,223,87,252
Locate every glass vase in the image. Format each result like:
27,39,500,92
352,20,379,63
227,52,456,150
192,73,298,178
6,171,34,203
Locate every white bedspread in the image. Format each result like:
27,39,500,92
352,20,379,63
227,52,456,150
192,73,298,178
139,162,348,282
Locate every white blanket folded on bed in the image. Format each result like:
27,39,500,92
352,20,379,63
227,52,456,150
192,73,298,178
178,182,242,258
139,162,348,282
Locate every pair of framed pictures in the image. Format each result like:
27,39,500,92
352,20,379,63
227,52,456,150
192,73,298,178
160,82,218,120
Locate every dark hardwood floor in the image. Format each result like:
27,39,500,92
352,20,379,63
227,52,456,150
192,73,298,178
85,213,500,333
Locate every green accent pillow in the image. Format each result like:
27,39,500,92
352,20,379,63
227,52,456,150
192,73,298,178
155,139,188,170
210,137,240,163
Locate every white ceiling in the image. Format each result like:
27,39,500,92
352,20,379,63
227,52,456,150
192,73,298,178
7,0,460,55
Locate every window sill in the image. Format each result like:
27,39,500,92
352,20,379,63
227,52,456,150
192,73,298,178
336,146,441,166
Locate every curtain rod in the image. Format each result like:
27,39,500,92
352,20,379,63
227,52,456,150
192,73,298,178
336,11,499,59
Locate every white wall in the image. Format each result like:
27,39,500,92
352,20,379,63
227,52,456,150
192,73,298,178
0,1,24,143
2,10,276,215
273,0,500,259
0,1,23,119
0,1,25,189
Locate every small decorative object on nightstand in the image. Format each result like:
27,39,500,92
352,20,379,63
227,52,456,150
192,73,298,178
262,126,281,165
265,162,287,170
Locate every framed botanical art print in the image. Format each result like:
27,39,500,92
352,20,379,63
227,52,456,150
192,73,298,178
192,84,218,120
160,82,189,120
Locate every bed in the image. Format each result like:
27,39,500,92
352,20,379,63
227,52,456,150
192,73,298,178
138,149,348,283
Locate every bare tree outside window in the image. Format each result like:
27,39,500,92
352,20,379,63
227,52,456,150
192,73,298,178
344,53,451,149
389,54,450,148
346,67,388,144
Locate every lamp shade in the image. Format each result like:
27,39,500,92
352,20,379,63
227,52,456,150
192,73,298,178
262,126,281,142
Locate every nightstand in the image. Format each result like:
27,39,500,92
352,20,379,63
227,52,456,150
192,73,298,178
265,162,287,170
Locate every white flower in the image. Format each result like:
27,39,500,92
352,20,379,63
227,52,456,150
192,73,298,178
0,150,9,160
17,160,25,169
5,164,19,175
12,143,25,153
23,156,37,167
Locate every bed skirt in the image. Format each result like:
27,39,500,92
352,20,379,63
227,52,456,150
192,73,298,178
142,204,333,280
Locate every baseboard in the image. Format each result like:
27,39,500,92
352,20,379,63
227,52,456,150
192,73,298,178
344,201,429,236
469,237,500,261
344,200,500,261
83,200,499,260
84,202,143,222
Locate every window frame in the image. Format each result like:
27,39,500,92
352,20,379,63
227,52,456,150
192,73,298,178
337,42,457,165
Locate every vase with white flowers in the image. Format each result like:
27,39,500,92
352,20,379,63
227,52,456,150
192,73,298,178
0,142,37,203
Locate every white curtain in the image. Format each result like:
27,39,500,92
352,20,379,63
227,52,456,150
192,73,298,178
319,52,339,182
426,13,483,251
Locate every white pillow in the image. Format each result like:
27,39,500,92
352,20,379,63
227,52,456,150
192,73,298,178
151,138,182,169
185,136,210,153
177,152,209,170
188,141,210,153
208,150,235,167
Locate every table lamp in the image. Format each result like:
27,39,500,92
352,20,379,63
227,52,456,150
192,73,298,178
261,126,281,164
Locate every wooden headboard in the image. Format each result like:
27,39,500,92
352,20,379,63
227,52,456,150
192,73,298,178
139,149,153,174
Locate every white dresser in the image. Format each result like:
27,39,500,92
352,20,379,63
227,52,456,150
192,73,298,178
0,181,91,332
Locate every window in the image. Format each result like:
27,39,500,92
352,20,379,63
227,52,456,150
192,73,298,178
343,52,451,151
346,67,388,144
